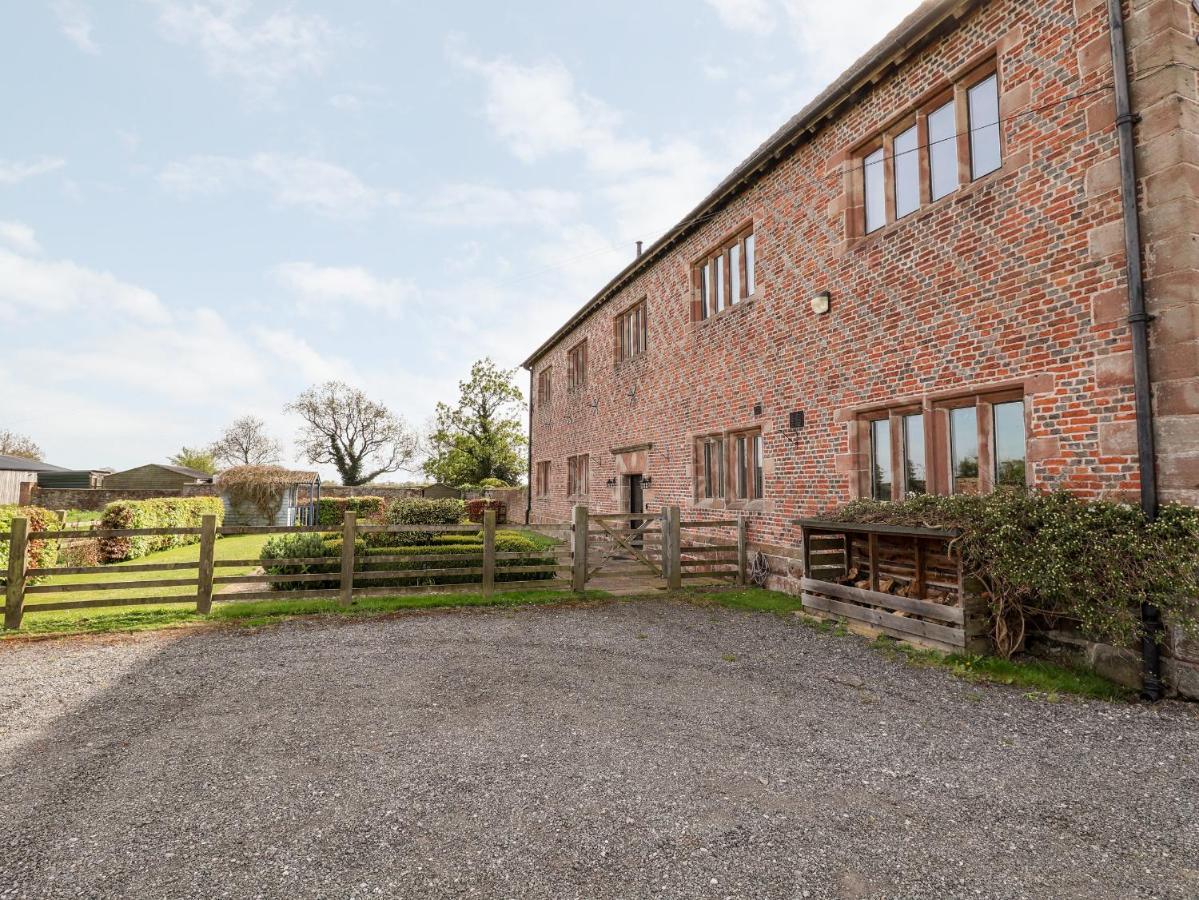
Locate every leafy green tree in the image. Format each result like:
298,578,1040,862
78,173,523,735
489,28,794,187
170,446,217,475
423,359,527,487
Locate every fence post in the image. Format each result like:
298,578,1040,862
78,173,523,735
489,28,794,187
339,511,357,606
571,505,589,593
195,514,218,614
664,506,682,591
737,516,749,586
4,517,28,630
482,509,497,597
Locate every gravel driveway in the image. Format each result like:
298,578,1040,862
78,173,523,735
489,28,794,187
1,599,1196,899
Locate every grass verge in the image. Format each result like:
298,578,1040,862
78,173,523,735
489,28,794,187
6,589,610,639
679,586,1130,702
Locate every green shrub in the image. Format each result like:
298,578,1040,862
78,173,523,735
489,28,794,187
0,505,60,583
98,497,225,562
369,498,467,547
261,532,348,591
316,496,385,528
479,477,509,488
827,491,1199,656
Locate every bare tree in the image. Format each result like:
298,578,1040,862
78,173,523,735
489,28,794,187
210,416,282,468
285,382,418,485
0,430,43,461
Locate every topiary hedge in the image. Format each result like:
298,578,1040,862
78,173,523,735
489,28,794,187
0,505,60,584
316,496,385,528
98,497,225,563
826,491,1199,656
261,531,554,591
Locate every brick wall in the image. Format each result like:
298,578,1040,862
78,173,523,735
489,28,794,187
527,0,1198,546
32,484,219,511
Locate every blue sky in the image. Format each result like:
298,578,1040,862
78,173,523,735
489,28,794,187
0,0,917,477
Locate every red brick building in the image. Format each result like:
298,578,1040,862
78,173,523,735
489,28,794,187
524,0,1199,555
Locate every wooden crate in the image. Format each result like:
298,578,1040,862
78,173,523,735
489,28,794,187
797,519,989,654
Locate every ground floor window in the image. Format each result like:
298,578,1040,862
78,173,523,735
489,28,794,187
862,390,1027,499
732,429,763,500
566,454,589,497
535,460,551,498
696,436,725,499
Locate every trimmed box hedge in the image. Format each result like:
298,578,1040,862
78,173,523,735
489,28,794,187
260,530,554,591
98,496,225,563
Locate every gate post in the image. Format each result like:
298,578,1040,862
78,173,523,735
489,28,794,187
663,506,682,590
4,516,28,630
339,511,357,606
571,505,588,593
195,514,218,614
482,509,497,597
737,515,749,586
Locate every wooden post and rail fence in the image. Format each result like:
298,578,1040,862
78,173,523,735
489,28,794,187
1,506,749,629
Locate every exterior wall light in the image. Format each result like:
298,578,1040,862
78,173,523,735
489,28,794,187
810,291,831,315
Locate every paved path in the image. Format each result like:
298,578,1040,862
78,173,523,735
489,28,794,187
1,600,1196,899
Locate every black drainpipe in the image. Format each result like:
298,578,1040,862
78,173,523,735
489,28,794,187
1107,0,1163,700
525,368,534,526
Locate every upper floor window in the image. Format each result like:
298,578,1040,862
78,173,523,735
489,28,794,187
535,460,551,498
861,389,1025,499
537,367,553,406
696,227,755,319
616,299,647,362
860,62,1001,235
567,453,589,497
567,340,587,390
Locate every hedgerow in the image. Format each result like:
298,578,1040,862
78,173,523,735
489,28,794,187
316,496,385,528
98,497,225,562
826,491,1199,656
368,498,467,547
0,505,60,583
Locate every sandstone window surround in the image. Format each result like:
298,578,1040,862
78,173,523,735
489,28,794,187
615,299,647,363
567,340,588,391
535,460,552,499
566,453,590,498
856,58,1002,237
692,224,756,322
858,388,1028,500
694,427,767,507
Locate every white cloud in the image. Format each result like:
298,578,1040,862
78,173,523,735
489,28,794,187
0,222,41,255
0,157,66,186
51,0,99,53
704,0,776,35
781,1,919,73
158,153,402,217
149,0,338,99
419,184,579,228
272,261,417,317
449,44,726,241
0,244,168,324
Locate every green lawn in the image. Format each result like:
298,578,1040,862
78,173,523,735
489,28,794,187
62,509,101,523
20,534,273,629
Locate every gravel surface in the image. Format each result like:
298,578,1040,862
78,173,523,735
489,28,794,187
1,599,1196,899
